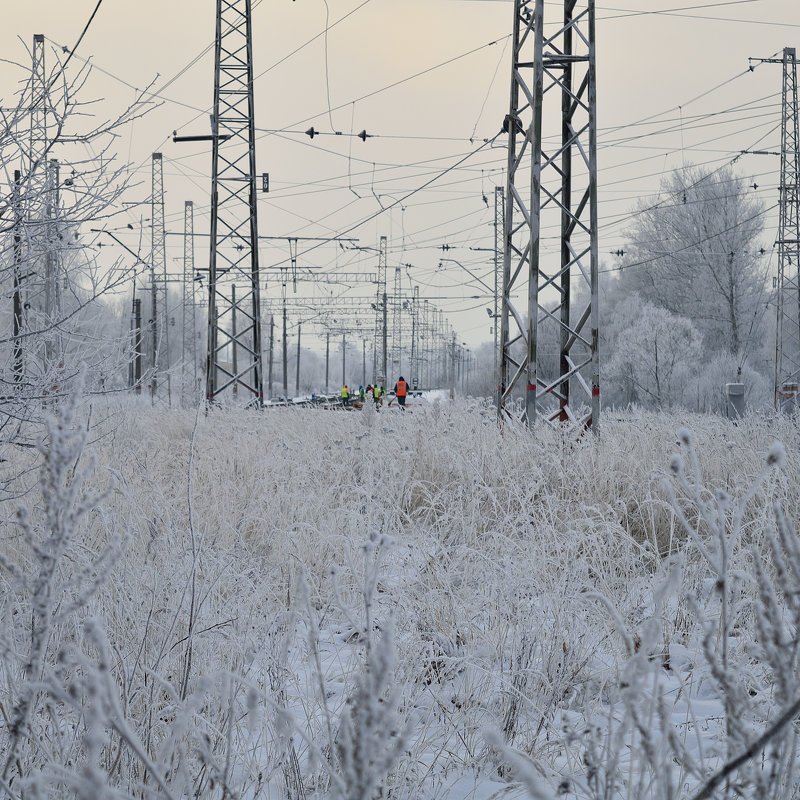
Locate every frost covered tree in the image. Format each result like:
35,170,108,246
605,300,703,409
0,38,153,440
622,165,768,358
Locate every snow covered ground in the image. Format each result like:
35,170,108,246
2,396,800,799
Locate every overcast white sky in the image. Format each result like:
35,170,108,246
3,0,798,351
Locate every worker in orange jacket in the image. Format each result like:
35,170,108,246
394,376,408,409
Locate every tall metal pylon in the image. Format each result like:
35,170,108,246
182,200,198,405
768,47,800,410
150,152,166,400
26,34,51,379
497,0,599,431
373,235,388,383
206,0,264,404
391,265,402,378
493,185,504,379
44,159,62,373
27,35,49,222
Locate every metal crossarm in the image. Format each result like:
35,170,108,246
206,0,264,403
498,0,600,432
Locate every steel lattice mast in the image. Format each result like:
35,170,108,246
773,48,800,409
206,0,264,404
493,185,504,379
498,0,599,431
391,265,402,378
28,35,49,226
150,152,165,400
373,235,388,384
182,200,198,405
25,34,51,379
44,159,62,373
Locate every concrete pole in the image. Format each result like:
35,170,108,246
450,331,456,399
382,292,388,383
133,297,143,393
325,331,330,393
342,333,346,388
231,284,238,396
128,294,135,390
268,315,274,399
410,308,416,388
282,302,288,398
295,321,301,395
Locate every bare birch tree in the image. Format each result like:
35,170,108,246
0,38,155,444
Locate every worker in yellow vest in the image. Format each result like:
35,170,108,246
341,384,350,406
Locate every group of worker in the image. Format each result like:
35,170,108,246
340,383,366,406
339,376,409,409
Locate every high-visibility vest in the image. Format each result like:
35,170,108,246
396,380,408,397
341,386,348,398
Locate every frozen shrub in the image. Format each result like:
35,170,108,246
0,389,124,794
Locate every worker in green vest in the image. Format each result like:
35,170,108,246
341,384,350,406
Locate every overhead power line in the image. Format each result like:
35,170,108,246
60,0,105,73
601,202,779,275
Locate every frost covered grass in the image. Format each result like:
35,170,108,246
1,395,800,798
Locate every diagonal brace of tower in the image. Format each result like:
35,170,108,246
497,0,600,432
206,0,264,403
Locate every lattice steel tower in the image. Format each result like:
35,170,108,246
25,34,51,379
772,48,800,409
498,0,599,431
44,159,62,372
182,200,198,405
373,235,388,383
493,185,504,377
206,0,264,403
27,34,49,232
391,265,402,378
150,153,165,400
